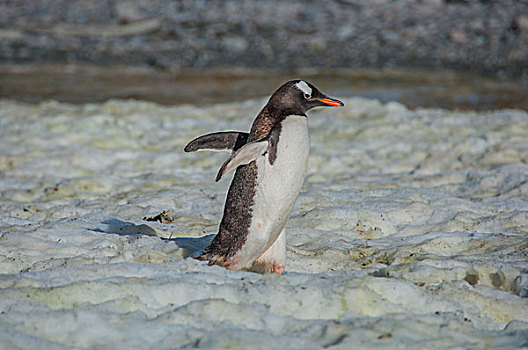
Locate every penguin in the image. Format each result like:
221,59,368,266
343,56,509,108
184,80,343,274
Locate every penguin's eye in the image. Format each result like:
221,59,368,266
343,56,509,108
304,93,311,99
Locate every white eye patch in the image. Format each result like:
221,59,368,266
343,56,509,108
295,81,312,97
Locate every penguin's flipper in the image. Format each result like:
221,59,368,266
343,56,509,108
215,140,268,182
184,131,249,153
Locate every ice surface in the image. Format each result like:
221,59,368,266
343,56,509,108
0,97,527,349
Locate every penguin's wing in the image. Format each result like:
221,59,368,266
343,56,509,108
215,140,268,182
184,131,249,153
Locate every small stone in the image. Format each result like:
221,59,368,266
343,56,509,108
222,36,248,52
449,29,468,44
114,1,146,24
464,272,479,285
469,19,484,33
515,15,528,32
0,29,23,40
513,274,528,298
338,25,356,40
489,271,504,288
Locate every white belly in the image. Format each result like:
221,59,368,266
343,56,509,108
233,115,309,268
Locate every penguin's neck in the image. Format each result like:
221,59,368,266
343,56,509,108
248,104,305,142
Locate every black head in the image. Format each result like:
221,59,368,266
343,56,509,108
267,80,344,116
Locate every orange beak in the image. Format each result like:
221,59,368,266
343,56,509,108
317,98,344,107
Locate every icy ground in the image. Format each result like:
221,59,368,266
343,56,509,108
0,98,527,349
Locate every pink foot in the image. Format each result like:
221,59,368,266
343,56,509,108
272,265,284,275
252,259,284,275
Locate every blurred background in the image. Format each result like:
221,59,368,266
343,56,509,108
1,0,527,110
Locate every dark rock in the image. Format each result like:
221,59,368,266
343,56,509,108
513,274,528,298
464,272,479,285
489,271,504,288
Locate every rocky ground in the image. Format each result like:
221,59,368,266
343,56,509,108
1,0,527,79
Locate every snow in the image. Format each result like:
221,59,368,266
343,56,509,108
0,97,527,348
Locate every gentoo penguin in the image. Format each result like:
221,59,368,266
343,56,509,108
184,80,343,274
